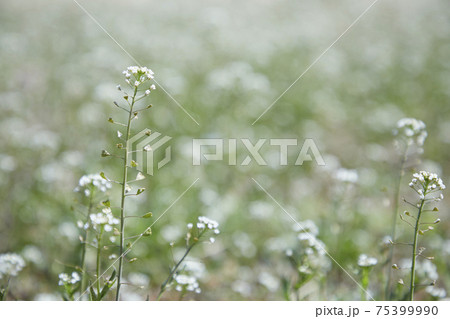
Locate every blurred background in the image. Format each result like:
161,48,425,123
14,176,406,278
0,0,449,300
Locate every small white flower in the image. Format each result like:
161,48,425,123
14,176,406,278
136,172,146,180
426,286,446,299
395,118,427,147
74,173,112,196
58,272,80,286
334,168,358,183
197,222,205,229
143,145,152,152
358,254,378,267
409,171,446,201
0,253,26,279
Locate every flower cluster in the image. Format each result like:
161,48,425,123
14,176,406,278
357,254,378,268
395,118,427,147
288,220,331,276
173,274,201,294
74,173,112,197
426,286,446,299
334,168,358,184
89,207,119,232
122,66,155,88
409,171,446,201
187,216,220,244
0,253,25,279
58,272,81,286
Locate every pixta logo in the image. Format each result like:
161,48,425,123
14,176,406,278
192,138,325,166
128,129,172,175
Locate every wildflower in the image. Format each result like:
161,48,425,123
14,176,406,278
409,171,445,201
290,220,331,276
0,253,25,279
426,286,446,299
74,173,112,196
173,274,201,294
89,207,119,232
189,216,220,243
334,168,358,183
395,118,427,147
197,216,219,230
415,259,439,282
382,235,393,246
58,272,80,286
358,254,378,267
293,219,319,236
122,66,155,88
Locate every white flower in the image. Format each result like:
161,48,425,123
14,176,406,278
409,171,446,201
123,66,155,87
58,272,80,286
145,89,151,95
197,222,205,229
74,173,112,195
143,145,152,152
197,216,219,230
395,118,427,147
334,168,358,183
136,172,146,180
0,253,25,279
426,286,446,299
358,254,378,267
89,207,119,231
293,219,319,236
173,274,201,293
415,259,438,281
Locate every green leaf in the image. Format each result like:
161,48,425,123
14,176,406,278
102,199,111,207
89,285,98,301
99,270,117,300
137,188,145,195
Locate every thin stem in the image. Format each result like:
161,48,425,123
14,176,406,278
116,87,137,301
361,268,369,301
410,198,425,301
385,144,409,300
96,230,103,296
1,278,10,301
157,245,195,300
80,191,94,299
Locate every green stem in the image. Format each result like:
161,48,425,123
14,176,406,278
157,244,195,301
385,144,409,300
361,268,369,301
410,198,425,301
1,278,10,301
116,87,137,301
80,191,94,299
157,229,208,300
96,229,103,297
